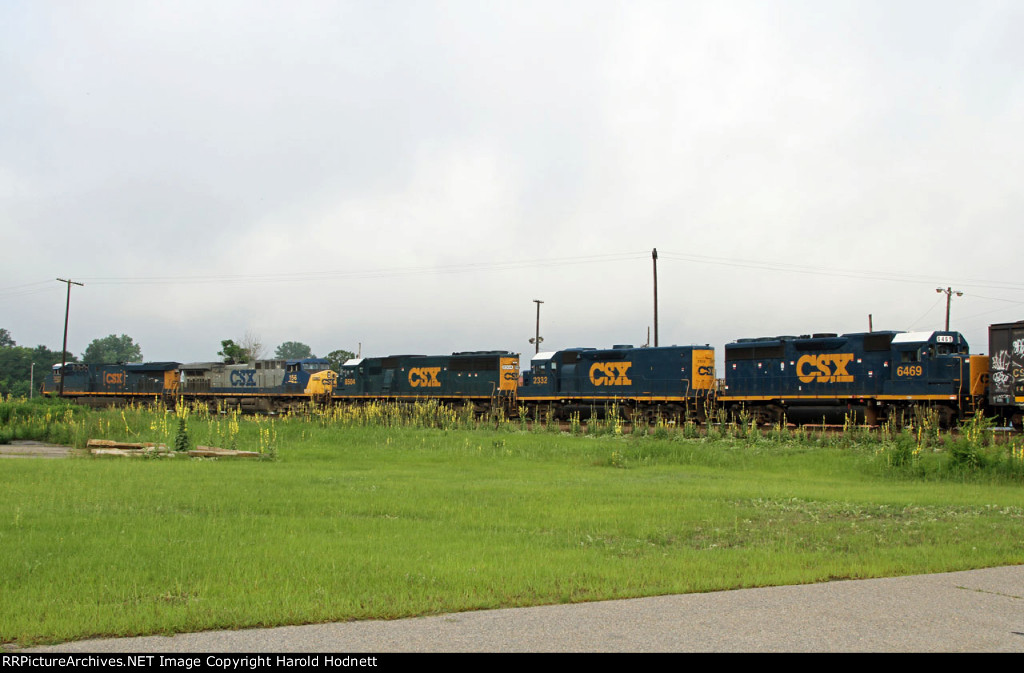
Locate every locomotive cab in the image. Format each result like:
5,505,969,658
520,352,557,393
43,362,89,395
282,358,335,396
337,358,364,394
888,331,969,393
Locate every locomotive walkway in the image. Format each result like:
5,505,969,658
21,565,1024,653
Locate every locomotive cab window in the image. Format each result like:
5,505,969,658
900,350,919,363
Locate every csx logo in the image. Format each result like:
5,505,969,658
589,362,632,386
409,367,441,387
230,370,257,387
797,354,854,383
104,372,124,385
697,366,714,377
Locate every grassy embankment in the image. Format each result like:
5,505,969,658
1,397,1023,647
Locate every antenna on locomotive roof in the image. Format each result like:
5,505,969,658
869,314,873,333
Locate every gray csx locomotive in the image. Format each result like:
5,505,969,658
43,320,1024,428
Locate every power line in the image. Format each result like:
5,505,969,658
658,251,1024,292
3,249,1021,301
0,281,63,298
3,252,650,290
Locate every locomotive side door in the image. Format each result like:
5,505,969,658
890,344,937,399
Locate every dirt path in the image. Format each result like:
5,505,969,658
0,440,76,459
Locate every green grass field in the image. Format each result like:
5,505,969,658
1,400,1023,648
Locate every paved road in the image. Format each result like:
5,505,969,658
21,565,1024,653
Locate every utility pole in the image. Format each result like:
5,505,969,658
30,362,34,399
652,248,659,347
868,314,873,333
935,287,962,331
530,299,544,354
56,278,83,397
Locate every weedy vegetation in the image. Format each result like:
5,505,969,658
1,396,1022,648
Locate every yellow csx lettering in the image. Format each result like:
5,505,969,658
589,362,632,386
104,372,124,385
408,367,441,387
796,353,854,384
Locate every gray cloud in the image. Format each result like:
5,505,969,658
2,0,1022,363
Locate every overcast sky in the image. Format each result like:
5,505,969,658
2,0,1023,366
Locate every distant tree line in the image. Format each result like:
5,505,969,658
219,335,355,371
0,326,357,399
1,330,144,398
0,328,77,398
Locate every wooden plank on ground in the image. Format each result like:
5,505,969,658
188,446,260,458
88,439,171,455
87,439,168,450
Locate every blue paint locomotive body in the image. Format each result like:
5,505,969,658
334,351,519,410
517,344,716,420
43,362,180,404
719,330,980,424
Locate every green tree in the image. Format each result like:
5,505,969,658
326,349,356,372
82,334,143,364
0,330,74,397
275,341,315,359
0,346,32,397
218,339,250,364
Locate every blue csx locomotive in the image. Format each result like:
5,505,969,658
517,344,716,421
42,320,1024,427
718,329,989,426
